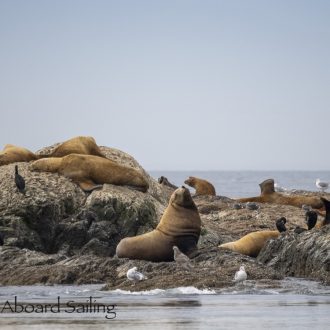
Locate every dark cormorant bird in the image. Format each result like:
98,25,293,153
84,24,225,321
275,217,287,232
321,197,330,226
305,210,318,230
15,165,25,193
294,210,318,234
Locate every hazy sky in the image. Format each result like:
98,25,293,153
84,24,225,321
1,0,329,170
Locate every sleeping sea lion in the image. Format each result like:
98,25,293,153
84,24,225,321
116,186,201,262
0,144,38,166
218,230,280,257
30,154,149,192
41,136,106,158
237,179,323,209
184,176,216,196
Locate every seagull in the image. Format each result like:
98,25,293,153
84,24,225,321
173,246,193,270
274,183,286,192
233,203,243,210
316,179,329,192
234,265,247,283
126,267,147,285
15,165,25,194
245,202,260,211
302,204,312,212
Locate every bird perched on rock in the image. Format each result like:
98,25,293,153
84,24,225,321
320,197,330,227
233,203,243,210
126,267,147,285
301,204,312,212
294,210,318,234
233,265,247,283
274,183,286,192
245,202,260,211
14,165,25,194
173,246,193,271
305,210,318,230
275,217,287,232
316,179,329,192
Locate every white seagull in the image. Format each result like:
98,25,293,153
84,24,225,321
126,267,147,285
274,183,286,192
316,179,329,192
233,266,247,283
173,246,193,271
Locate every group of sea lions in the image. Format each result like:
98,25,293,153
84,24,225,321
118,173,330,262
0,136,149,193
1,137,329,263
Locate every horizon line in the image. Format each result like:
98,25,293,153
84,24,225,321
148,169,330,172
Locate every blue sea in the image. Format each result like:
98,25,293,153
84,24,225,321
149,170,330,197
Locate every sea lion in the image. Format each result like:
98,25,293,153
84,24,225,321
42,136,106,158
30,154,149,192
184,176,216,196
237,179,323,209
219,230,280,257
0,144,38,166
158,176,178,190
116,186,201,262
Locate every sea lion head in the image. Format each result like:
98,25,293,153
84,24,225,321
259,179,275,195
171,186,196,209
30,158,61,173
184,176,195,187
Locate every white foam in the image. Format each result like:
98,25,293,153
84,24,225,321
169,286,216,295
108,286,216,296
109,288,166,295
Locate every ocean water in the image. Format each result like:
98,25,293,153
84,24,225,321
149,170,330,197
0,279,329,329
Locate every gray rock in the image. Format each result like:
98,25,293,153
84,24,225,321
0,146,168,258
257,226,330,284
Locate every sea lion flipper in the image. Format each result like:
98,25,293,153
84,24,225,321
78,180,103,192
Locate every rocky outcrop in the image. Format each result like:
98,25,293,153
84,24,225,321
0,141,329,289
0,146,169,258
258,226,330,284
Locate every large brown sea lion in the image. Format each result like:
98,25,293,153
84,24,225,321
0,144,38,166
219,230,280,257
116,186,201,262
237,179,323,209
184,176,216,196
30,154,149,192
41,136,106,158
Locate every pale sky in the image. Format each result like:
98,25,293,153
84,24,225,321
1,0,329,170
